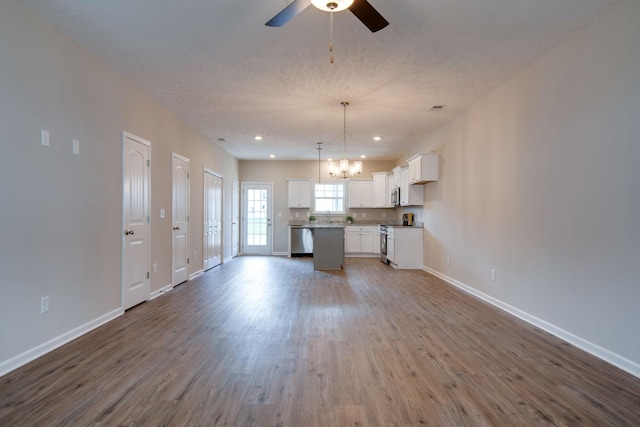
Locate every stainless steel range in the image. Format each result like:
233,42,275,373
379,225,389,264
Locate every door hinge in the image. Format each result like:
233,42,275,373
147,159,150,167
147,271,150,279
187,258,190,264
147,215,150,223
187,172,190,179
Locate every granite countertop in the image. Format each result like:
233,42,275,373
289,221,423,228
290,223,345,228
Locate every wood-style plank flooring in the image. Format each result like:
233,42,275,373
2,257,640,426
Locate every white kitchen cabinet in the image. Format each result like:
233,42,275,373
387,234,396,264
348,179,373,208
288,179,312,208
399,167,423,206
391,166,402,189
372,172,391,208
345,225,377,254
387,226,423,269
407,153,439,184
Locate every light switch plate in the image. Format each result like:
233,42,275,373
41,296,49,313
41,130,50,147
160,208,165,218
72,139,80,155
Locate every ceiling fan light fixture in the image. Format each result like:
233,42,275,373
311,0,354,12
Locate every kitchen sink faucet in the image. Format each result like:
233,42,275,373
326,210,331,223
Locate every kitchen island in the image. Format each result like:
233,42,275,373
288,224,345,270
311,226,344,270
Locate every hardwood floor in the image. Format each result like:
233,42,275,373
2,257,639,426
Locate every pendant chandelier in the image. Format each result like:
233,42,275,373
328,101,362,179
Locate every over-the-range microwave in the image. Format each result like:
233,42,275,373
391,187,400,206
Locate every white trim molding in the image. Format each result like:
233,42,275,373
422,265,640,379
189,269,204,280
150,284,173,300
0,308,123,378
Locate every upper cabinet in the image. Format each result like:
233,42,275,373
288,179,312,208
348,179,373,208
407,153,439,184
400,167,424,206
371,172,391,208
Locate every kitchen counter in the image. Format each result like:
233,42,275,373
290,223,345,228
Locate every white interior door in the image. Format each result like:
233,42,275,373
172,153,190,286
232,179,240,257
204,169,222,270
122,133,150,310
242,182,272,255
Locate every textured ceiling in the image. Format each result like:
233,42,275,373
18,0,616,161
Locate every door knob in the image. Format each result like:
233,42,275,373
173,226,180,231
124,230,134,235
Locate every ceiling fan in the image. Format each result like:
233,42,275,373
266,0,389,33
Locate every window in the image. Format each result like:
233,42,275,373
314,183,345,214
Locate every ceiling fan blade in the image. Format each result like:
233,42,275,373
348,0,389,32
265,0,312,27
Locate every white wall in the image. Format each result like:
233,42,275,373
412,0,640,375
0,0,238,374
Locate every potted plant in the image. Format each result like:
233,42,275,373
346,215,353,224
309,215,316,224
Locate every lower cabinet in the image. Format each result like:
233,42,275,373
345,226,377,255
387,227,423,269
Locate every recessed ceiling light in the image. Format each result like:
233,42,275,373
269,154,275,158
360,155,366,159
255,135,263,140
373,136,381,141
327,158,333,162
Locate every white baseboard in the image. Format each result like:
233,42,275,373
189,269,204,280
422,266,640,379
150,284,173,300
272,252,289,256
223,256,234,263
0,307,123,378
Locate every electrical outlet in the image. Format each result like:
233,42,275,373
193,251,197,260
153,263,157,273
295,212,299,218
491,269,496,281
447,256,450,265
382,212,386,218
362,212,366,218
41,296,49,313
72,139,80,154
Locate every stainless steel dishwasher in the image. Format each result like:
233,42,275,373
290,226,313,256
